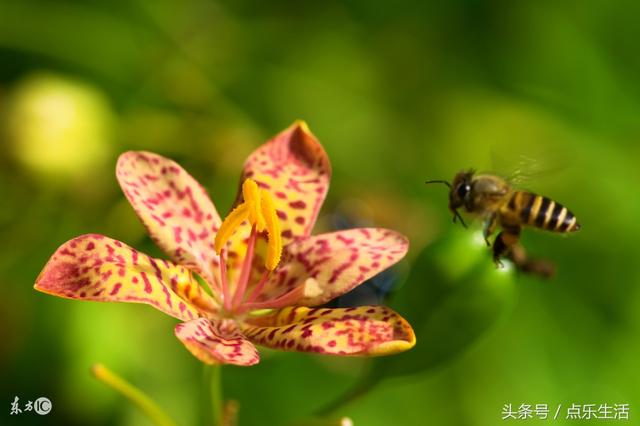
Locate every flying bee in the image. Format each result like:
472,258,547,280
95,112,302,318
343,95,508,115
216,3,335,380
426,170,581,268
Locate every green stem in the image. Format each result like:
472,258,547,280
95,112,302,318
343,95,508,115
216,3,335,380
205,364,223,426
91,363,178,426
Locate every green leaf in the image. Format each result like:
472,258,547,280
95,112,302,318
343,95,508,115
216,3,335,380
371,227,517,381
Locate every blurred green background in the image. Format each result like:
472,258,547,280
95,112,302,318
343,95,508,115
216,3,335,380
1,0,639,425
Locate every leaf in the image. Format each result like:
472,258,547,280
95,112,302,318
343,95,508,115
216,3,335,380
368,227,517,382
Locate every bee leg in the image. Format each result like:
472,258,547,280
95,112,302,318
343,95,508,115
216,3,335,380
451,209,467,228
508,244,528,266
483,214,497,246
508,244,556,278
492,226,521,267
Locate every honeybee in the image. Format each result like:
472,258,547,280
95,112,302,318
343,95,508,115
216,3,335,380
426,170,580,272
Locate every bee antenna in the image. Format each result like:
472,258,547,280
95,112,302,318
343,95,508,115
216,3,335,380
425,180,451,188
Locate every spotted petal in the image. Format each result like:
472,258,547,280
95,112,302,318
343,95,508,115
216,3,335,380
238,121,331,245
35,234,215,321
251,228,409,307
175,318,260,366
241,306,415,356
117,151,221,286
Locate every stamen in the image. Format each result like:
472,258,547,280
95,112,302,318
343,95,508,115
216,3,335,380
242,179,265,232
211,177,285,313
231,225,257,309
214,203,249,255
241,287,304,311
243,270,271,305
241,278,321,312
218,248,232,312
260,190,282,271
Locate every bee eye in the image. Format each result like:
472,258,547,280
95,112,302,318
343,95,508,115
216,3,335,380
457,184,470,198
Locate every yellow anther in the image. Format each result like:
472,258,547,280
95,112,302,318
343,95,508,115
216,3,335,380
260,189,282,271
213,178,282,270
242,179,266,232
214,202,249,254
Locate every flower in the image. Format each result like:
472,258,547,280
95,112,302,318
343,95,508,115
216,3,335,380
35,121,416,366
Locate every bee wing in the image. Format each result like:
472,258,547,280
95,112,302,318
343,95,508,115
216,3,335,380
490,149,565,187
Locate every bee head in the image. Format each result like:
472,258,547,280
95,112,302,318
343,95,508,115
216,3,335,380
449,170,474,210
425,169,474,228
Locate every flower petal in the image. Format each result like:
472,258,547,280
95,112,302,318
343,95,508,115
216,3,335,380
241,306,415,356
175,318,260,366
251,228,409,307
116,151,221,286
238,121,331,244
35,234,216,321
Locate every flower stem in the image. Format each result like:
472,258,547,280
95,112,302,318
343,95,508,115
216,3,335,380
91,363,177,426
205,364,223,426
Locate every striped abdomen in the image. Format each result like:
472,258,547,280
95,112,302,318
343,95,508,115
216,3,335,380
503,191,580,233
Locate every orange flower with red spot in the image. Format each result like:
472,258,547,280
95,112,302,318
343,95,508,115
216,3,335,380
35,121,415,365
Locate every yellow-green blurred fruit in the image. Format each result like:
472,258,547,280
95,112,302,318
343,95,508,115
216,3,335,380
5,73,114,177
